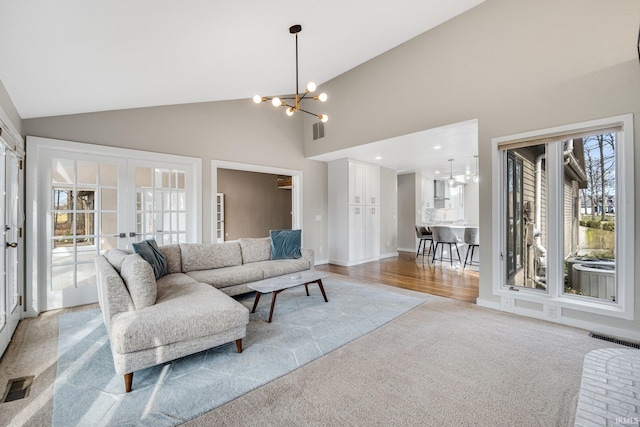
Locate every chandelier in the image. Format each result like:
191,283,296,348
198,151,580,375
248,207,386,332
253,25,328,122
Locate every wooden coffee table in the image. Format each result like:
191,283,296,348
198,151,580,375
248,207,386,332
248,271,329,323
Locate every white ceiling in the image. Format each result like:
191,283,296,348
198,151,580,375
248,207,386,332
310,119,479,178
0,0,484,119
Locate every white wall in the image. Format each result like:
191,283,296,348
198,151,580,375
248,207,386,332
464,181,479,226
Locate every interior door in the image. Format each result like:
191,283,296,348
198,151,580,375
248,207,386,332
0,145,23,357
47,153,128,309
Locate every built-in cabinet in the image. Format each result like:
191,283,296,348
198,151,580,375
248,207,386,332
329,159,380,266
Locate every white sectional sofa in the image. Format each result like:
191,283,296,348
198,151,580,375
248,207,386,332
94,237,314,392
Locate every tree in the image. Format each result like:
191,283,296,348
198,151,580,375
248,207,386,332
582,133,615,221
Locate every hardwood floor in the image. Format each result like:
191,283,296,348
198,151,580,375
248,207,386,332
316,251,479,304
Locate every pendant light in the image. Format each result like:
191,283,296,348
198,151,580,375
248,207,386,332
447,159,456,188
472,155,480,184
253,25,328,122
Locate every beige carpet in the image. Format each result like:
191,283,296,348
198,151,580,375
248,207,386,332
0,279,627,426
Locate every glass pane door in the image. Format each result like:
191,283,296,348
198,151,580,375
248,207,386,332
48,155,126,309
0,145,23,357
134,166,188,245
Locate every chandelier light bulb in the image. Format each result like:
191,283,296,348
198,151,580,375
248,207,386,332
317,92,328,102
253,95,263,104
271,97,281,107
320,114,328,123
286,107,295,116
306,82,317,92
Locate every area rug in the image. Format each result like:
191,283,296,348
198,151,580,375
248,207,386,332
52,277,424,426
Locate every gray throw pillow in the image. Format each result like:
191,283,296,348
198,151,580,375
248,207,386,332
132,239,168,279
120,254,157,309
270,229,302,260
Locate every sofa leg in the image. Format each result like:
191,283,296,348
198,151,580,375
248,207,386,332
124,373,133,393
235,339,243,353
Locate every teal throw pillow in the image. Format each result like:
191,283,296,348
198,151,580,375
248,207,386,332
132,239,168,280
270,229,302,260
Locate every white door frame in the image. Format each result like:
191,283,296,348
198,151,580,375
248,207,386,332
210,160,303,244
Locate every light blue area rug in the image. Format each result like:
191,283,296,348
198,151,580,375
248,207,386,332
52,277,424,426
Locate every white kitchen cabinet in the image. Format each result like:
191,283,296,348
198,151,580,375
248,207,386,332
329,159,381,265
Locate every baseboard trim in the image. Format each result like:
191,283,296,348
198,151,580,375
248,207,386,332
476,298,640,342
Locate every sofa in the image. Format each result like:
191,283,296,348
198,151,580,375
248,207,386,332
95,237,314,392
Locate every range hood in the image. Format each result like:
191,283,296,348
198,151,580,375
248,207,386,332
434,180,448,208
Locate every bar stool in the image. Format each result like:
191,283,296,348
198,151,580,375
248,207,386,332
463,227,479,269
415,226,434,261
431,226,462,267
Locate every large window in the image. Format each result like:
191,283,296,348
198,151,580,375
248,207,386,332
493,115,634,319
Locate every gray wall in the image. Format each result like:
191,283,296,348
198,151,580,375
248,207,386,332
24,99,329,258
379,166,398,257
304,0,640,335
0,79,22,136
397,174,418,251
217,169,292,240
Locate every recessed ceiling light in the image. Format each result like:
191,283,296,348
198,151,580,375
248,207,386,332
435,170,440,174
375,155,382,160
433,145,442,150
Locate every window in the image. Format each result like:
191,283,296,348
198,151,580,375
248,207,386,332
493,114,634,319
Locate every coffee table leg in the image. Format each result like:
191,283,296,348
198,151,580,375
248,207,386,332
304,284,309,296
268,289,284,323
316,279,328,302
251,292,262,313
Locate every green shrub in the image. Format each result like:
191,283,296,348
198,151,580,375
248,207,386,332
602,222,615,232
586,220,601,229
579,220,587,227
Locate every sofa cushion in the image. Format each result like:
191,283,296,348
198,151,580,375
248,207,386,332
120,254,157,309
239,237,272,264
251,258,311,279
105,248,132,274
109,282,249,354
132,239,168,279
159,244,182,274
186,265,264,288
270,229,302,260
180,242,243,272
156,272,198,287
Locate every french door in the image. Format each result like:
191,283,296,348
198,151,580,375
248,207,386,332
48,153,128,309
0,143,24,357
27,137,201,312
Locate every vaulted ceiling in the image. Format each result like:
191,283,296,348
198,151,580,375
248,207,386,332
0,0,484,119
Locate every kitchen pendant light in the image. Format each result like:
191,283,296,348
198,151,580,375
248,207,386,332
447,159,457,188
472,155,479,184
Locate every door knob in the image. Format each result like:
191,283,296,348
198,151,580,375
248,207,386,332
6,242,17,248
